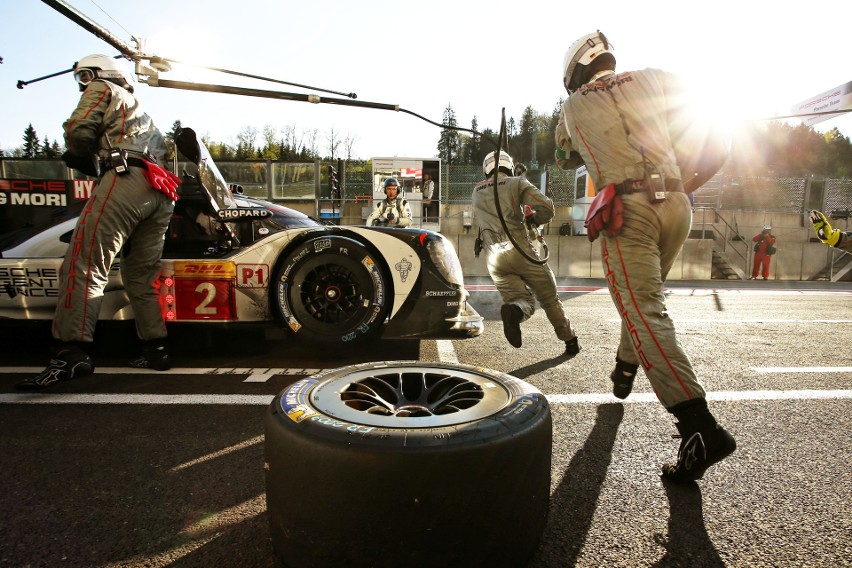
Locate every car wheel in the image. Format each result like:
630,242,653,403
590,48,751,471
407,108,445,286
265,361,552,568
273,236,390,344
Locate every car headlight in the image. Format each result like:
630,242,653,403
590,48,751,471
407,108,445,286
425,234,464,287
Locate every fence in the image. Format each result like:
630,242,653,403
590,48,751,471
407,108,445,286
2,157,850,217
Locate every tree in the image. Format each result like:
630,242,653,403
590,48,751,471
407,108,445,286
343,134,358,161
235,126,258,160
325,128,342,160
823,127,852,177
165,120,182,159
259,124,279,160
22,124,41,158
437,104,461,164
42,136,62,158
514,106,537,165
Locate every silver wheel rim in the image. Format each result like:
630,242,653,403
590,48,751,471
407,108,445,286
311,364,512,428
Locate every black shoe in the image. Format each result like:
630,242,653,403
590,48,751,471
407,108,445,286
16,345,94,390
662,412,737,483
500,304,523,348
610,357,639,400
564,337,581,357
130,340,171,371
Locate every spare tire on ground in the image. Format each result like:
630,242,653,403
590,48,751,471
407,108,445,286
265,361,552,568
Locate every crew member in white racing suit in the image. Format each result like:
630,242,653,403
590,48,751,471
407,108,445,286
556,32,733,482
17,55,181,390
367,177,413,227
472,151,580,356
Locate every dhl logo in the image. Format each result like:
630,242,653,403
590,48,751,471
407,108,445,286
174,261,236,278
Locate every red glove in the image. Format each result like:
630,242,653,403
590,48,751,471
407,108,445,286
141,159,182,201
584,183,624,242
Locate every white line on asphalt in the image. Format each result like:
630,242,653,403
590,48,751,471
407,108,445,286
3,364,849,377
0,367,322,376
436,340,459,364
754,367,852,373
606,319,852,324
1,389,849,406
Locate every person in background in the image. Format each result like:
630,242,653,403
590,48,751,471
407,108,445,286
555,31,734,483
472,150,580,356
367,177,412,227
750,225,776,280
17,54,181,390
421,172,435,222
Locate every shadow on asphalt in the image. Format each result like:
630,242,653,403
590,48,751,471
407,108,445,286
534,403,624,566
652,480,726,567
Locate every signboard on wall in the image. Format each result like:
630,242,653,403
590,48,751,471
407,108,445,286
0,179,94,233
790,81,852,127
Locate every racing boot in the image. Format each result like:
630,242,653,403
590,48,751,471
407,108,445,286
610,357,639,400
16,342,94,390
565,336,581,357
130,338,171,371
500,304,524,348
662,398,737,483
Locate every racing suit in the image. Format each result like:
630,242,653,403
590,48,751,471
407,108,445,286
366,196,413,227
751,231,776,279
471,173,576,342
55,79,173,345
558,68,727,409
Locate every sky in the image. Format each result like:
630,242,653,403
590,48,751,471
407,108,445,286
2,0,851,160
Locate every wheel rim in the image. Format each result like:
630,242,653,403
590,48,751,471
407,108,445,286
300,263,364,322
290,256,377,333
310,365,513,428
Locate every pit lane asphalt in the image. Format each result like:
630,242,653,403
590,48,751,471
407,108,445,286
1,278,850,567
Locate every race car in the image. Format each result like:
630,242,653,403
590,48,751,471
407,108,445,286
0,128,483,344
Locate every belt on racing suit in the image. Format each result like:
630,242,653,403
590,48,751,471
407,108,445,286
615,177,684,195
98,151,156,175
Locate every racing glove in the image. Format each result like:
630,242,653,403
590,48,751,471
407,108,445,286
141,159,182,201
809,210,841,247
584,183,624,242
61,151,99,178
523,204,538,228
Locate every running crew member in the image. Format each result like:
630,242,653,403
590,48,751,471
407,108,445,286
556,31,734,482
472,150,580,356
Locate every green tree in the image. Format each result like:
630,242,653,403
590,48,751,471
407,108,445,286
235,126,258,160
165,120,182,160
42,136,62,158
823,127,852,177
460,116,480,165
437,104,460,164
22,124,41,158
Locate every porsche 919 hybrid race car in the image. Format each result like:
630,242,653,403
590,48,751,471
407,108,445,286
0,128,483,344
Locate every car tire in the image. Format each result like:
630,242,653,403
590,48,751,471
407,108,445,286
273,236,390,344
265,361,552,568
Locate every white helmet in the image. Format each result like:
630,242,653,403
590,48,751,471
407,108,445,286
483,151,515,177
73,54,134,92
763,225,772,231
562,30,615,93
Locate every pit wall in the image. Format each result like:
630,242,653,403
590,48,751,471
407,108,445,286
437,206,849,281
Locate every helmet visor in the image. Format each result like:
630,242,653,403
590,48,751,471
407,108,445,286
74,68,96,86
